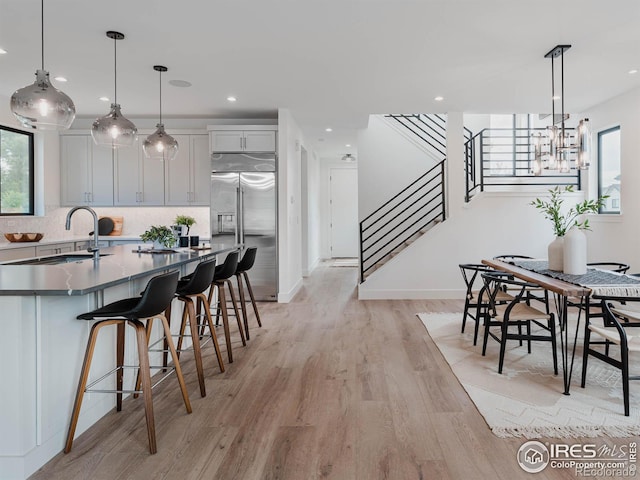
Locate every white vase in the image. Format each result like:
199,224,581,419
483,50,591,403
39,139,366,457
548,236,564,271
563,228,587,275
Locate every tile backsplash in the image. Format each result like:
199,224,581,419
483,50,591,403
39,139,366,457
0,206,210,242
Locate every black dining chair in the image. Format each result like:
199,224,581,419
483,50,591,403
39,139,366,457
582,296,640,416
481,271,557,375
459,263,512,346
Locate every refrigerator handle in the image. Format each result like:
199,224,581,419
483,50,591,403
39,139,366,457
235,186,241,245
239,187,245,245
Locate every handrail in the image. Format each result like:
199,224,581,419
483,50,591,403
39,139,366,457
464,126,581,202
385,114,447,158
361,160,443,224
360,159,446,282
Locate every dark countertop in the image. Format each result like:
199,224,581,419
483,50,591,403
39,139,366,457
0,243,238,296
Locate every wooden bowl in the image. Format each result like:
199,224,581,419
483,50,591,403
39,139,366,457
4,233,44,243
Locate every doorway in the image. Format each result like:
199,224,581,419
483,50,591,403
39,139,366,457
330,168,358,258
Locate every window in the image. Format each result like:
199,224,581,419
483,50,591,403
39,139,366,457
597,126,621,214
0,125,34,215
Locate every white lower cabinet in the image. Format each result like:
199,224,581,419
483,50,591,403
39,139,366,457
36,242,75,256
0,247,37,262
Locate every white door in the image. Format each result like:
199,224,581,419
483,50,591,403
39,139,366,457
330,168,358,258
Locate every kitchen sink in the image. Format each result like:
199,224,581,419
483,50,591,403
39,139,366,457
6,253,112,266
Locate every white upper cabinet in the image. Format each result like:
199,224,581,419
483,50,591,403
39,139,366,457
209,129,276,152
114,138,164,206
60,135,114,206
164,134,210,206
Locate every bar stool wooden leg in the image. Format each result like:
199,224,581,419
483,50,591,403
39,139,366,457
226,279,246,346
65,319,121,454
197,292,225,373
217,283,234,363
134,319,155,399
158,314,192,413
131,319,157,454
235,273,250,340
243,271,262,327
162,303,172,372
183,297,207,397
176,303,190,358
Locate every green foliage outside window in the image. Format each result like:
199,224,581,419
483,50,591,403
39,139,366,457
0,126,34,215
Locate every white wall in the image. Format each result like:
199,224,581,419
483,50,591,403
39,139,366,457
357,108,623,299
301,149,321,275
276,108,303,302
358,190,584,299
357,115,438,219
581,86,640,272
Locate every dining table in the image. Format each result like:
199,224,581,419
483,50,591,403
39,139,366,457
481,258,640,395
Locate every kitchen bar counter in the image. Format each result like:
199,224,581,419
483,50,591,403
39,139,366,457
0,243,235,295
0,243,239,480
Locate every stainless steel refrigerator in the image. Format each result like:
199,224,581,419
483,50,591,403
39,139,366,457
211,153,277,301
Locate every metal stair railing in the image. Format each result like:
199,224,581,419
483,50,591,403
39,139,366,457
464,127,581,202
359,159,446,283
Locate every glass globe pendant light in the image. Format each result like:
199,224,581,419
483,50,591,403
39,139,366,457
91,31,137,148
143,65,178,161
10,0,76,130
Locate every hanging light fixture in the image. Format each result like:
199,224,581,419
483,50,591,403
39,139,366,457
10,0,75,130
143,65,178,161
341,153,356,162
91,31,137,148
543,44,590,172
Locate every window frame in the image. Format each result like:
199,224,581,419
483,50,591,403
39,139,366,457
0,124,35,216
597,125,621,215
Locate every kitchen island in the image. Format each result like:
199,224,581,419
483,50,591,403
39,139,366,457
0,243,238,480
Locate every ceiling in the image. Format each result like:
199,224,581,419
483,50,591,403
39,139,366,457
1,0,639,159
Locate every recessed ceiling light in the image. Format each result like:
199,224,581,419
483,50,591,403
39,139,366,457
227,96,237,102
54,76,67,82
629,69,638,75
0,48,7,55
168,79,192,88
325,127,333,132
434,96,444,102
99,96,110,102
345,144,351,147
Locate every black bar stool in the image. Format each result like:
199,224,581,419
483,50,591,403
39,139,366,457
171,258,225,397
235,247,263,340
208,250,246,363
65,270,190,454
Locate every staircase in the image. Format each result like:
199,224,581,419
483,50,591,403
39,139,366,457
359,114,448,283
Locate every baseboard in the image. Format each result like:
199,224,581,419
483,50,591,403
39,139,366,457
357,287,466,300
302,257,320,277
278,278,303,303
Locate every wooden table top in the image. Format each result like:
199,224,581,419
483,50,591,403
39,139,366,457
482,258,591,298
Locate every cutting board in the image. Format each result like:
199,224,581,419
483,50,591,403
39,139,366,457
102,216,124,236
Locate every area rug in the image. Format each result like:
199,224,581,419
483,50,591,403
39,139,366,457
417,312,640,438
331,258,359,267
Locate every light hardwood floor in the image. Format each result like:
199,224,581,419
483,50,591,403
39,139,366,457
32,265,595,479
